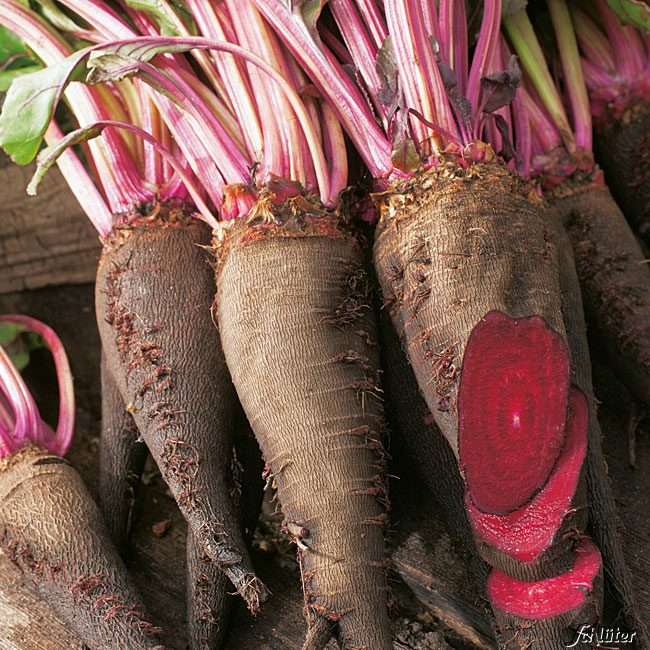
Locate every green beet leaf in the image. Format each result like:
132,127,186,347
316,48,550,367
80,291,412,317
607,0,650,31
0,50,89,164
125,0,197,36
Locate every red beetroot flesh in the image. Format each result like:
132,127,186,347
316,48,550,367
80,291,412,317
487,538,602,618
467,387,588,562
459,311,570,514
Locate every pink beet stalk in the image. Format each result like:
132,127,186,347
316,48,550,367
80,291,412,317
256,0,518,184
0,316,74,458
547,0,592,151
571,0,650,121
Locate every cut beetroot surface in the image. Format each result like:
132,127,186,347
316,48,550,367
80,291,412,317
459,311,570,514
466,387,588,562
487,538,602,619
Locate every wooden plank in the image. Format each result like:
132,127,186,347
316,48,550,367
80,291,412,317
0,154,100,294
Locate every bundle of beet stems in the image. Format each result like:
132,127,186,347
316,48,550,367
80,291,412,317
0,315,164,649
253,0,648,645
0,1,392,648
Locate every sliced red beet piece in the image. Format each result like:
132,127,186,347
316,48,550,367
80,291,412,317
487,538,601,619
459,311,570,514
466,387,588,562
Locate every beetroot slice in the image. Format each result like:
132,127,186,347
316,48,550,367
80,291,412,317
459,311,570,514
466,387,589,562
487,538,602,619
466,387,588,562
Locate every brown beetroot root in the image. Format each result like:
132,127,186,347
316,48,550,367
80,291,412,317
95,209,267,621
101,360,264,650
379,313,486,579
553,214,649,646
0,445,165,649
185,416,265,649
594,102,650,244
102,352,231,648
186,528,231,648
216,214,391,649
373,164,602,646
551,182,650,406
100,353,148,551
102,355,264,649
374,165,566,456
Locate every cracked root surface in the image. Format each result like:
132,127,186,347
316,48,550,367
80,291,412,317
217,218,391,649
95,218,264,610
0,447,164,649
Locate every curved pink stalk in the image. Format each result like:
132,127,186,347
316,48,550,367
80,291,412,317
159,172,190,202
520,85,562,154
0,315,75,457
176,67,244,150
55,0,230,206
439,0,468,96
254,0,392,178
0,8,147,211
467,0,502,113
320,24,353,64
0,0,142,215
127,0,229,106
418,0,439,43
580,60,616,94
570,7,615,74
128,81,163,187
595,0,646,81
482,36,512,153
329,0,386,121
0,345,39,452
0,392,15,454
185,0,264,160
321,101,348,204
384,0,436,150
87,120,218,229
99,35,333,203
59,0,133,41
356,0,388,50
44,122,113,237
136,61,250,184
150,97,226,208
225,0,292,180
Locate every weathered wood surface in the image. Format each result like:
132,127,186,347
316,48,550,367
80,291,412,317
0,154,99,294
